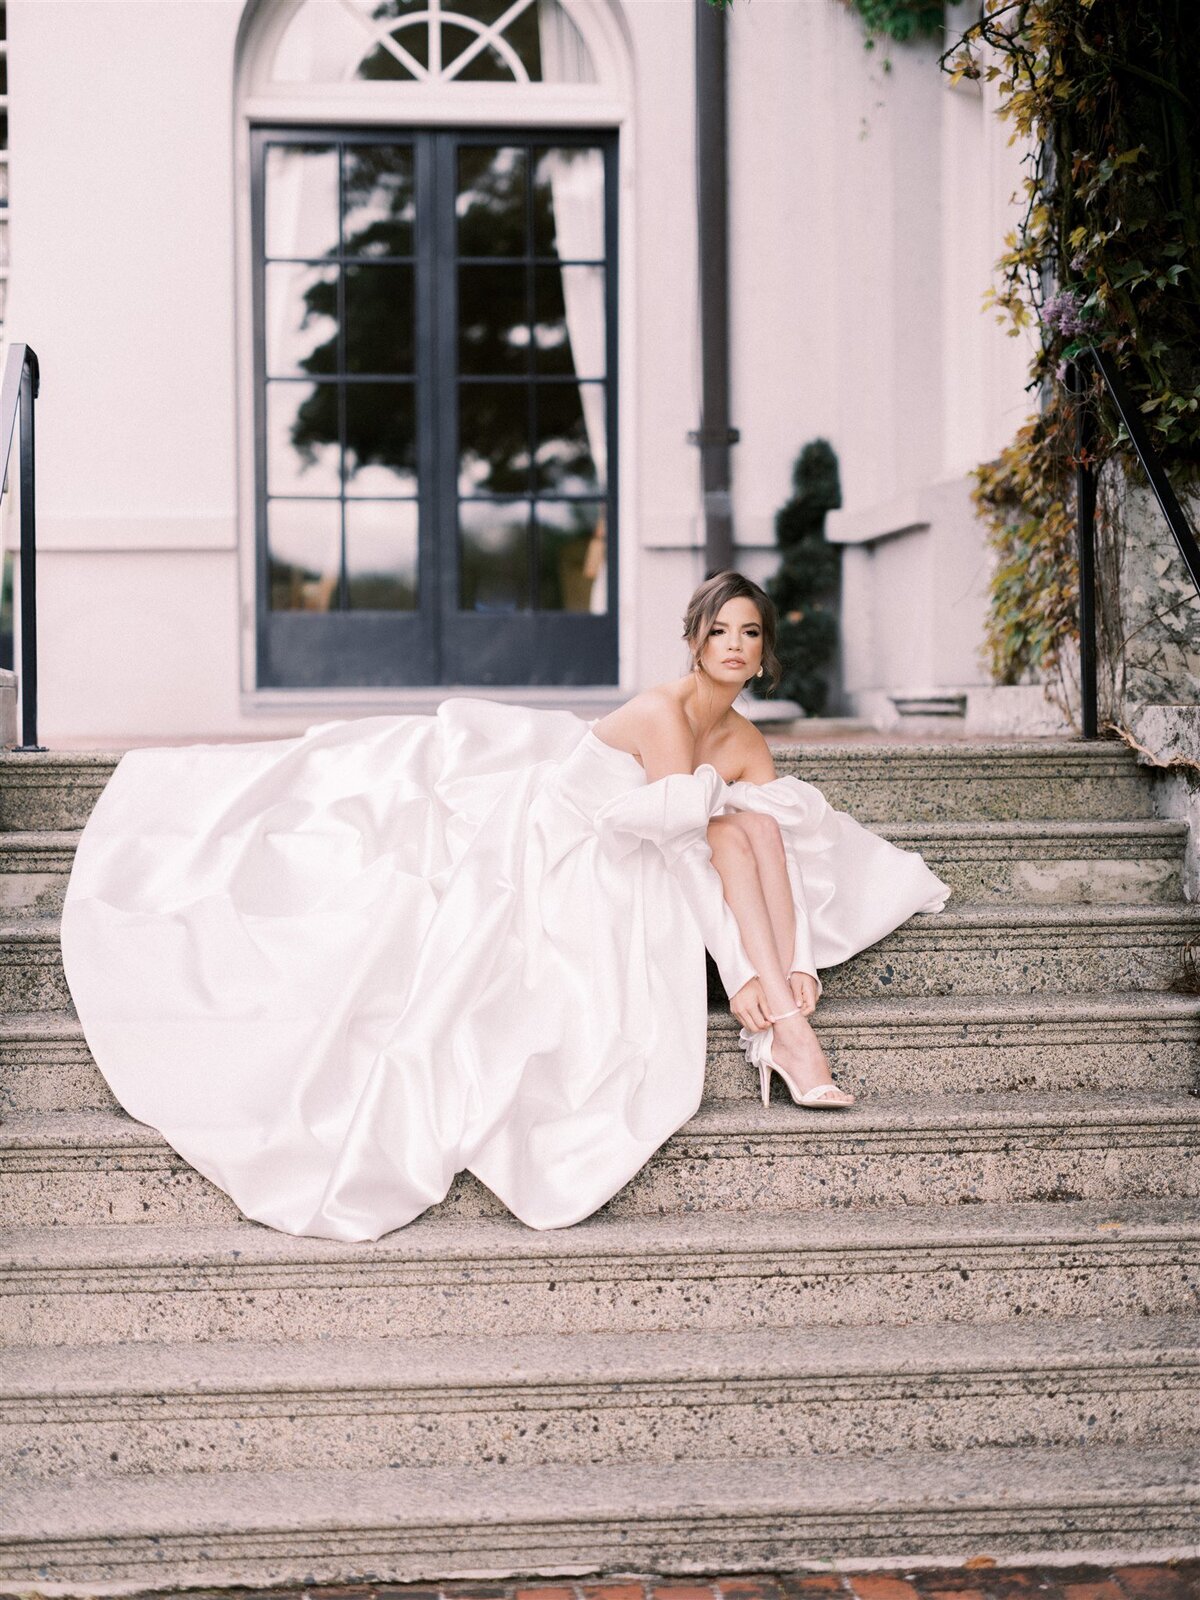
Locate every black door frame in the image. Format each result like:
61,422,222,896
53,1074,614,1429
250,123,619,690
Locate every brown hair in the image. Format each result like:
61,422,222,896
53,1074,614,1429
682,570,782,694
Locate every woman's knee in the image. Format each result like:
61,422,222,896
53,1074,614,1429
707,814,753,858
732,811,786,853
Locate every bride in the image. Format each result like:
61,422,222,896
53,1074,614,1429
60,569,949,1242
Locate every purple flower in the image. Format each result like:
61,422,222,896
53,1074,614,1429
1042,287,1092,339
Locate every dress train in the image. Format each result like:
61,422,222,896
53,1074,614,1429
60,699,949,1240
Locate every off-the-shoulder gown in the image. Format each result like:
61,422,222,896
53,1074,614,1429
59,699,949,1241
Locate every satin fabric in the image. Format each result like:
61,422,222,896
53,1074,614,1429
60,699,949,1240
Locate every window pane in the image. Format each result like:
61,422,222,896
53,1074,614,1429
342,144,415,257
345,501,418,610
459,500,530,612
357,24,425,80
534,382,604,494
345,264,415,374
457,146,527,257
535,500,607,613
445,24,514,81
265,145,339,260
344,383,417,496
459,264,529,376
268,499,341,612
534,264,605,378
459,381,532,496
265,263,338,378
267,381,340,496
533,147,604,259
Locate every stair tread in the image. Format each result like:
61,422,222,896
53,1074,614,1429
4,1311,1198,1398
3,1443,1197,1537
3,1196,1197,1269
6,904,1200,946
5,1089,1200,1154
0,820,1187,851
5,990,1200,1045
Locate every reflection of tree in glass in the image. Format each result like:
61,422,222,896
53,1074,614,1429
285,142,597,513
287,145,416,476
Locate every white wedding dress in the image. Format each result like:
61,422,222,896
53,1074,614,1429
60,699,950,1241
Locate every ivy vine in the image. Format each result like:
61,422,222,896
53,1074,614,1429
943,0,1200,696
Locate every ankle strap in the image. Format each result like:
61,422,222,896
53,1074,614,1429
768,1005,802,1023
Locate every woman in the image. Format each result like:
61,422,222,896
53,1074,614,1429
60,571,949,1242
592,571,856,1111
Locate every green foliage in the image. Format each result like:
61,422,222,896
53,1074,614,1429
754,440,843,716
708,0,952,45
971,407,1078,686
944,0,1200,688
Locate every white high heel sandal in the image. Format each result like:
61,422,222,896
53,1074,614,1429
744,1004,855,1110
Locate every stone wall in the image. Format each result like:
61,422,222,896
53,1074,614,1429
1096,467,1200,726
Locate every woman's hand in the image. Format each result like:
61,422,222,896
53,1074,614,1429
729,975,772,1033
788,971,819,1016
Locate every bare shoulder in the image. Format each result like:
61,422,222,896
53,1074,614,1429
727,711,777,783
590,687,693,778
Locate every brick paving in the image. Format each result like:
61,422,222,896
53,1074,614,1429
128,1566,1200,1600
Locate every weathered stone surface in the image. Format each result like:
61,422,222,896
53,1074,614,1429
3,1316,1197,1480
2,734,1197,1587
2,1201,1196,1347
5,995,1197,1114
1,1446,1197,1589
3,1094,1198,1228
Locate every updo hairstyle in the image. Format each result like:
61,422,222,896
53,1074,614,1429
682,570,782,694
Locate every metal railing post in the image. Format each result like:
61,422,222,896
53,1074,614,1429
1071,358,1099,739
17,353,42,751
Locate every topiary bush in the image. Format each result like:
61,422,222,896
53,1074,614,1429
753,439,843,716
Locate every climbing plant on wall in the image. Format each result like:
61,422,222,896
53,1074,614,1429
943,0,1200,699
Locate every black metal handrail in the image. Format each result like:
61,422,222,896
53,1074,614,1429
0,343,43,752
1072,344,1200,739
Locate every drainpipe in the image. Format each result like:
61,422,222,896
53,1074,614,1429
691,0,738,575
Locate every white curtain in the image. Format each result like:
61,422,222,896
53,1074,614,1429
537,0,608,615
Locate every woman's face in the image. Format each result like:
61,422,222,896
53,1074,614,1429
695,596,764,686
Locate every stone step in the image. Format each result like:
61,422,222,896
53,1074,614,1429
6,903,1199,1014
774,742,1157,822
4,1314,1197,1480
1,1444,1196,1585
4,1092,1198,1229
709,991,1200,1097
876,820,1186,904
0,743,1157,835
5,994,1198,1115
3,1198,1196,1346
0,819,1185,916
0,833,77,916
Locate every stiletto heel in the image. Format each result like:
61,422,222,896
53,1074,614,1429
741,1004,855,1110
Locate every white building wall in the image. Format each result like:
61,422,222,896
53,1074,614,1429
8,0,247,740
6,0,1035,743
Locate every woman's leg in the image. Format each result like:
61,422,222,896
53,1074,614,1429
727,811,796,975
707,813,841,1095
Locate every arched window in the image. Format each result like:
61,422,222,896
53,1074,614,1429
267,0,597,88
239,0,623,691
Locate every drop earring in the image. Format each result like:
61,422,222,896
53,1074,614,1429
756,668,763,677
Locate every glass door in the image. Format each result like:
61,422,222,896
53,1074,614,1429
252,127,617,689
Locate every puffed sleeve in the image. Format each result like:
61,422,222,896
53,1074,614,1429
593,765,758,1003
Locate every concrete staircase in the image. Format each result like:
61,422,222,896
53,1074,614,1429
0,740,1197,1591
